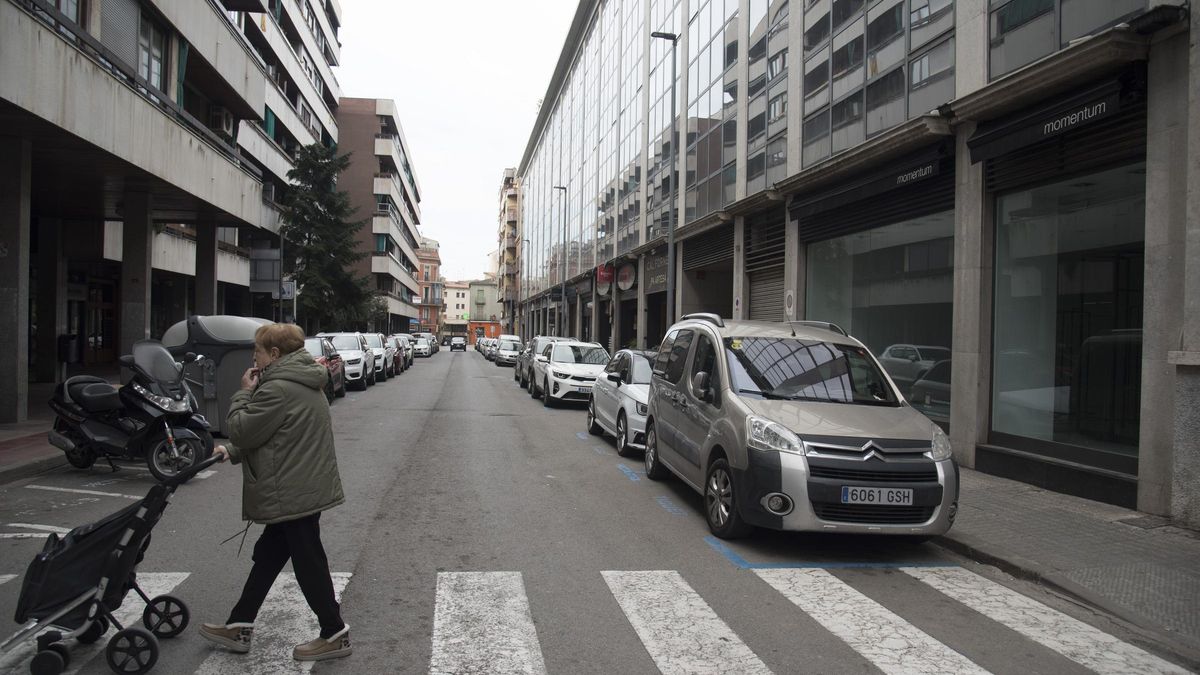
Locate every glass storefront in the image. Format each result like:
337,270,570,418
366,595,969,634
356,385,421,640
805,210,955,424
991,162,1145,465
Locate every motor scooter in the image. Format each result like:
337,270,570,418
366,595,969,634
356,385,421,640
48,340,214,482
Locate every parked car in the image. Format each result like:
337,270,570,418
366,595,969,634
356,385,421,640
529,340,610,407
450,336,467,351
387,336,407,374
304,336,347,401
396,334,416,367
643,314,958,540
878,344,951,395
363,333,394,381
318,332,375,390
493,338,521,366
414,337,432,357
587,349,655,456
516,336,564,389
485,339,500,361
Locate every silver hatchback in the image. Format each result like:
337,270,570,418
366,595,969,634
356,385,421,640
644,314,959,540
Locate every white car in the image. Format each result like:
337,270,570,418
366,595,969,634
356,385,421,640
529,340,610,408
319,332,374,390
587,349,654,456
363,332,394,381
414,337,432,357
493,338,521,367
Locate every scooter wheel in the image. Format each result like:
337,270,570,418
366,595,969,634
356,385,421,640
65,447,96,470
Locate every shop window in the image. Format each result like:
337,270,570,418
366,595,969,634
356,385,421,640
989,0,1055,78
806,210,955,423
991,163,1145,462
865,66,905,135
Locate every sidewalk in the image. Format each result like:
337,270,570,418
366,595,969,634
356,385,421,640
940,467,1200,660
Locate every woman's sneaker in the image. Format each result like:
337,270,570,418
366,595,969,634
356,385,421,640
199,622,254,653
293,625,351,661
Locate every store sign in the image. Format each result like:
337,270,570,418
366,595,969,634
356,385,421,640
645,248,669,294
596,264,614,296
967,83,1123,163
616,263,637,292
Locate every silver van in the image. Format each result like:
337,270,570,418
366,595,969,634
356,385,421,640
644,314,958,540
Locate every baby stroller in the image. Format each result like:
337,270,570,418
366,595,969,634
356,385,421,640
1,454,223,675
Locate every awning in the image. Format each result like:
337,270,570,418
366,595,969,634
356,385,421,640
788,144,952,221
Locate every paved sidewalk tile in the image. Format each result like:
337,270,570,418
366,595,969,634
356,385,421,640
942,468,1200,653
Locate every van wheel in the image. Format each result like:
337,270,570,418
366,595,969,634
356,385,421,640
705,458,753,539
644,422,669,480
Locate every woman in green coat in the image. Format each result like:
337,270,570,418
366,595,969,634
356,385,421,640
198,323,350,662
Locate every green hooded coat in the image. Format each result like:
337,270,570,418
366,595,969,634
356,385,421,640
226,348,345,524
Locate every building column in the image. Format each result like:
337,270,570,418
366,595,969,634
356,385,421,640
948,123,993,469
589,286,600,345
732,217,745,320
35,218,67,383
636,255,648,349
574,290,584,339
0,138,32,423
611,292,622,353
195,221,218,316
1168,6,1200,527
120,191,153,358
785,211,804,321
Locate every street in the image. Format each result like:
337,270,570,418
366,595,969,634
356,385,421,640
0,350,1192,675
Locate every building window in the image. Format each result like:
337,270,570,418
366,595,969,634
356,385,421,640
991,162,1145,463
807,210,955,425
138,14,167,92
865,66,905,134
768,49,788,80
768,92,788,123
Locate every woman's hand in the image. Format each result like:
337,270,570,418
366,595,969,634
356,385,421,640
214,445,231,462
240,367,261,391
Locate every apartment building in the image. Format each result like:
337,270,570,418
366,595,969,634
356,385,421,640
469,278,502,324
0,0,289,423
337,98,424,333
445,281,471,322
514,0,1200,524
416,237,444,335
497,169,521,333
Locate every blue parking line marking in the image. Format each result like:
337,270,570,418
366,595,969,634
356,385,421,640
576,432,589,440
617,463,641,482
592,446,607,455
656,495,687,516
703,536,958,570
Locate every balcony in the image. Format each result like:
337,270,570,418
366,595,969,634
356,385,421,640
506,208,518,223
504,233,518,249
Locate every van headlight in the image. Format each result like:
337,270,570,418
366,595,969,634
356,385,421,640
930,424,953,461
746,416,803,455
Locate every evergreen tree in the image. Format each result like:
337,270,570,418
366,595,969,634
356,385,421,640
280,144,372,333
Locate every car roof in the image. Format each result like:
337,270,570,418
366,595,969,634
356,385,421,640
667,318,864,346
318,332,361,337
553,340,605,348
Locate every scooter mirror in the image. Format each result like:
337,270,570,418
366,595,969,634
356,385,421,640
184,351,196,362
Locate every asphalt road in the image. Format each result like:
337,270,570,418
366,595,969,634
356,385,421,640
0,350,1191,674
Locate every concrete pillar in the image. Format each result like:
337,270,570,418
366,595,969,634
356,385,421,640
955,0,989,99
0,138,31,423
195,221,218,316
732,217,745,320
636,255,648,349
120,191,153,358
1168,5,1200,527
589,286,600,345
574,290,584,339
948,123,993,469
35,218,67,383
784,208,803,322
674,240,685,320
611,292,622,354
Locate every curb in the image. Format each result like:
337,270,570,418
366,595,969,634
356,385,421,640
935,533,1200,667
0,454,68,486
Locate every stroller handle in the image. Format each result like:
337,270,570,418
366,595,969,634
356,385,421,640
163,452,226,488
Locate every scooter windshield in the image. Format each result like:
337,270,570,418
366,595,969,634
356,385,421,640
132,341,183,385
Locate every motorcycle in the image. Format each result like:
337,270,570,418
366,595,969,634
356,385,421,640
48,340,215,482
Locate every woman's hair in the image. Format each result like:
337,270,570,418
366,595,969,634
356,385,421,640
255,323,305,356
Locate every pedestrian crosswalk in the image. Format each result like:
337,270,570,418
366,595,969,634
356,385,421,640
0,565,1189,674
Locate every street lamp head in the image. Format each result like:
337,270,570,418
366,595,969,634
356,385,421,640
650,31,678,41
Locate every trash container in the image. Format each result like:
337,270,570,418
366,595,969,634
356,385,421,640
162,315,274,437
57,334,81,364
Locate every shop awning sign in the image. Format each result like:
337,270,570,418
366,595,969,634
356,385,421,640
596,264,614,296
616,263,637,292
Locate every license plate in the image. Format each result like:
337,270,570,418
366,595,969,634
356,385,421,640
574,386,591,393
841,486,914,506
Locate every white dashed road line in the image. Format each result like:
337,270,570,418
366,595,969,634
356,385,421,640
24,485,140,500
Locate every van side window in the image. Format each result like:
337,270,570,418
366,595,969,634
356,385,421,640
664,330,694,384
654,330,678,376
690,334,721,406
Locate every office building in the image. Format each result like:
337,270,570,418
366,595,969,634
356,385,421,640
497,169,522,334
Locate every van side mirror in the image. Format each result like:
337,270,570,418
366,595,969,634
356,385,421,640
692,371,711,401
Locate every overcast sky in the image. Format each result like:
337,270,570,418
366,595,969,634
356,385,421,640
335,1,577,282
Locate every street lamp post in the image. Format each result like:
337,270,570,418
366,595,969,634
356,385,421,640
552,185,567,337
651,31,679,326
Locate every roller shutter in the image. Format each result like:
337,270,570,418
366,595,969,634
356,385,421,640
682,225,734,271
101,0,140,72
745,211,787,321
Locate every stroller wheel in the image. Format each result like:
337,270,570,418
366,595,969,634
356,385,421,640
143,595,189,638
78,616,110,644
105,628,157,675
30,645,67,675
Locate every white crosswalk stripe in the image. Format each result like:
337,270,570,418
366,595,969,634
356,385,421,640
193,571,351,675
0,575,14,586
602,570,772,675
904,566,1190,675
430,571,547,675
0,572,189,675
754,568,989,675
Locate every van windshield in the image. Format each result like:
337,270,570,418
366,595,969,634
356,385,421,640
724,337,898,406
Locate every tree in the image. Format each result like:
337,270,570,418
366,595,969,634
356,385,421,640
280,144,373,334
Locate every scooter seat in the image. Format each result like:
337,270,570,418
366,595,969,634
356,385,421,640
66,378,121,413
